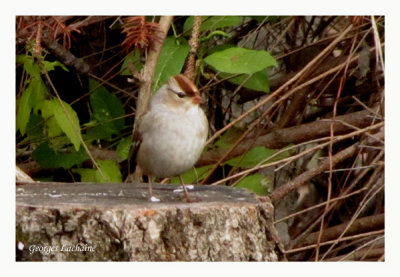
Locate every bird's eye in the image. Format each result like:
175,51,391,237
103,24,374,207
175,91,186,98
170,88,186,98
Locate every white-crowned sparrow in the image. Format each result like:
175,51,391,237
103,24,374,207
135,74,208,201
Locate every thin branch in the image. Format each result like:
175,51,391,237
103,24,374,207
133,16,173,127
269,127,383,202
273,187,368,224
128,16,173,178
42,31,91,75
43,72,105,178
316,31,358,261
329,241,384,261
198,109,381,166
284,229,384,254
184,16,202,81
287,149,384,251
321,182,384,260
16,165,35,182
210,122,383,187
371,16,385,75
205,24,354,146
300,213,384,248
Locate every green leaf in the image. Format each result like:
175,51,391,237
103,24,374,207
170,165,212,184
26,113,45,139
214,131,232,150
214,126,244,150
87,79,125,140
219,70,270,93
226,146,275,168
16,54,41,79
74,161,122,183
16,82,33,135
40,100,63,138
225,146,290,169
32,142,88,169
207,44,236,56
153,37,190,92
184,16,242,33
120,49,143,76
16,78,47,135
73,168,97,182
116,137,131,160
236,174,269,196
44,99,81,151
204,47,277,74
42,60,69,72
95,160,122,182
30,78,47,112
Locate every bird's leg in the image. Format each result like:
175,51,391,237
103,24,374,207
148,176,160,202
148,179,153,197
179,175,191,202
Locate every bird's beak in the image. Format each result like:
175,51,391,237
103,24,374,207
192,94,203,104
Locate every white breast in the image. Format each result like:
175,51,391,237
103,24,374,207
137,102,208,179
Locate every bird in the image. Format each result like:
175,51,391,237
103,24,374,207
133,74,208,202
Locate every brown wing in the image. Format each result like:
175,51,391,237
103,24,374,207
127,120,143,176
